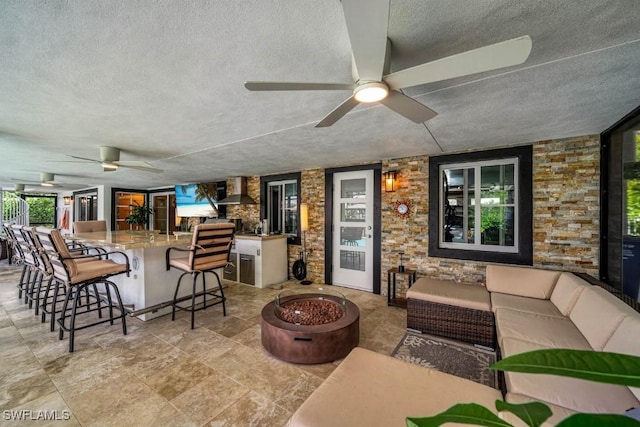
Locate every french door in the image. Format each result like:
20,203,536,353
332,170,374,291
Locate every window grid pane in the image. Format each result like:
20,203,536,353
441,158,518,253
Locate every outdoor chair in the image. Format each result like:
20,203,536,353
165,223,235,329
44,227,130,352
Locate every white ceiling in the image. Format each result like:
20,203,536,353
1,0,639,192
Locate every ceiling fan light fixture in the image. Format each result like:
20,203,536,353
354,82,389,103
102,162,119,171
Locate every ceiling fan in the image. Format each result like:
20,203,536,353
64,146,163,173
11,172,86,189
244,0,532,127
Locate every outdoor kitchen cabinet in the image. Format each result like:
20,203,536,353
233,234,288,288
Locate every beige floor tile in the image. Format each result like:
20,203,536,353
272,371,325,413
2,390,79,427
208,390,291,427
170,371,250,425
61,373,160,425
197,314,254,338
142,356,216,400
0,368,57,411
0,261,408,426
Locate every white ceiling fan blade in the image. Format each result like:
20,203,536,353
114,161,163,173
341,0,390,82
68,155,101,163
244,82,354,91
380,91,438,123
384,35,533,90
315,96,360,128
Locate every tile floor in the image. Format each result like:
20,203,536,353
0,260,408,426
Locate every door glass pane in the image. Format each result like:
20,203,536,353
341,178,366,198
341,203,365,222
339,250,365,271
340,226,365,247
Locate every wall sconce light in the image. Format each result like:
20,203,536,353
63,196,72,205
384,171,397,192
300,202,309,232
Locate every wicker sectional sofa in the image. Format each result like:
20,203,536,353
407,264,640,425
287,265,640,426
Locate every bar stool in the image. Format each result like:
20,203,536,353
11,224,39,304
45,228,130,352
72,220,107,233
2,224,28,298
165,223,235,329
21,226,50,315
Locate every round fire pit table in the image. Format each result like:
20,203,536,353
261,287,359,364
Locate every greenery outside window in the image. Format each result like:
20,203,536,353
261,172,302,245
429,146,533,265
441,158,518,252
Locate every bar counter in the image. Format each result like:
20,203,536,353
71,230,209,320
71,230,193,250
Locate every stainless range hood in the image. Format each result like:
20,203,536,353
217,177,257,205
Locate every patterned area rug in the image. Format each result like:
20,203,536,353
391,332,498,389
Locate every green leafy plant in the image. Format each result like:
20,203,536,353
407,349,640,427
125,202,153,228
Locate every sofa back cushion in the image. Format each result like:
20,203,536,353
603,315,640,401
485,265,561,299
550,273,590,315
570,286,638,350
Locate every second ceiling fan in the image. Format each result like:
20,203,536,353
244,0,532,127
66,146,163,173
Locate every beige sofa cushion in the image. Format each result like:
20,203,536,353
491,293,563,318
502,337,639,414
496,309,591,351
485,265,561,299
550,272,590,315
504,368,639,414
502,393,577,427
603,315,640,401
406,278,491,311
286,347,502,427
569,286,638,350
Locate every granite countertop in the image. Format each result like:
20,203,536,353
234,233,289,241
71,230,289,249
71,230,192,250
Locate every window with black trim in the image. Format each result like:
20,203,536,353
261,172,301,245
429,146,533,265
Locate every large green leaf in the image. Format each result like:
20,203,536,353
555,413,640,426
406,403,511,427
491,349,640,387
495,400,552,427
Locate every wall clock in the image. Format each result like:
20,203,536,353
394,200,411,218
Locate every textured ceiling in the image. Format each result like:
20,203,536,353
1,0,639,192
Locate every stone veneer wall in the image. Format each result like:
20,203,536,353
221,134,600,294
532,136,600,272
287,169,326,283
379,134,601,298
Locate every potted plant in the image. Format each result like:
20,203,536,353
407,348,640,426
125,202,153,230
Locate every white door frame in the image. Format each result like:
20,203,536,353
325,165,381,294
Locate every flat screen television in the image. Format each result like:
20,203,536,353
175,183,219,217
